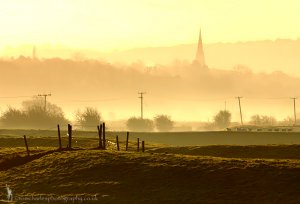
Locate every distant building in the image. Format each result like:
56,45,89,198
193,29,206,67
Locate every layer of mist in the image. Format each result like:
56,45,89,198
0,56,299,125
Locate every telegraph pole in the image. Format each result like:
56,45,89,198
138,92,146,119
291,97,297,125
236,96,243,125
38,93,51,112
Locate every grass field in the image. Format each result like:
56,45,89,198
0,129,300,203
1,129,300,146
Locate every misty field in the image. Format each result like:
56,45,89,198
1,130,300,203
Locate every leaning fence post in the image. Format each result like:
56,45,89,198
57,124,62,150
103,122,106,150
137,138,140,152
125,132,129,151
23,135,30,157
97,124,103,149
116,135,120,151
68,124,72,149
142,141,145,152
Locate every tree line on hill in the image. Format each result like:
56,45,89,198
0,98,176,131
0,98,99,130
0,98,296,131
1,57,300,114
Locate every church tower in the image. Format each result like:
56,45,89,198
194,29,206,67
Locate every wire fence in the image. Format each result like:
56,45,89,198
0,123,145,159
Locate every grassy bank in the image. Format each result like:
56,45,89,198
0,146,300,203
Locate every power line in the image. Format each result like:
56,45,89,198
246,97,291,101
68,98,125,102
138,92,146,119
38,93,51,112
0,95,33,99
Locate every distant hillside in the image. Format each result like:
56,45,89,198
1,56,300,121
105,39,300,76
3,39,299,76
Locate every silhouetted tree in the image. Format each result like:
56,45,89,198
261,115,277,125
75,107,102,130
250,115,277,126
214,110,231,129
279,117,294,126
126,117,154,132
278,117,300,126
250,114,262,125
0,107,24,127
0,98,68,129
154,115,174,132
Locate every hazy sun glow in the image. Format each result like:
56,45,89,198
1,0,299,51
1,0,300,125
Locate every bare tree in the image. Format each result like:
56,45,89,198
214,110,231,129
0,98,68,129
75,107,102,130
250,115,277,126
126,117,154,132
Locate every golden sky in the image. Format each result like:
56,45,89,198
1,0,299,52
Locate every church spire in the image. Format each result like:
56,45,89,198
194,29,206,67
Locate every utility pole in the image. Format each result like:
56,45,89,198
291,97,297,126
236,96,243,125
38,93,51,112
224,101,227,111
138,92,146,119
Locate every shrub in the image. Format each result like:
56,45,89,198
154,115,174,132
126,117,154,132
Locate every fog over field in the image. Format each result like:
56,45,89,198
0,0,300,125
0,48,299,123
2,1,300,203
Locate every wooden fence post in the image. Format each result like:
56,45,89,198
142,141,145,152
97,124,103,149
57,124,62,150
23,135,30,157
137,138,140,152
116,135,119,151
103,122,106,150
125,132,129,151
68,124,72,149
